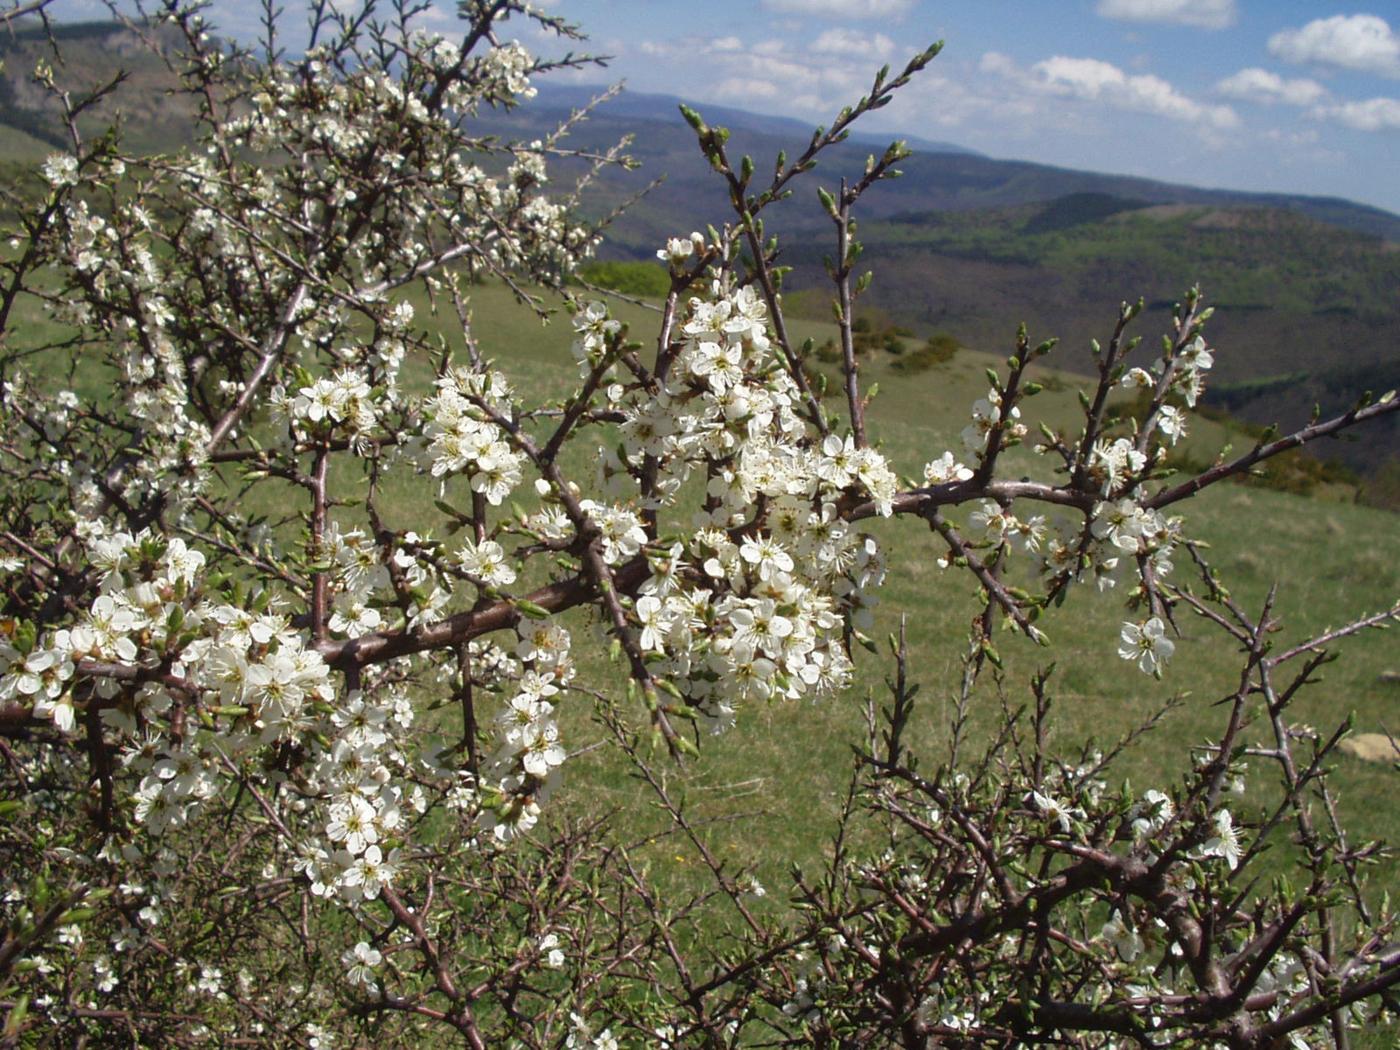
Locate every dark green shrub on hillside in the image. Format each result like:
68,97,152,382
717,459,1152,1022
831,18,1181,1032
1358,457,1400,512
1121,392,1360,498
576,259,671,298
812,320,916,363
1239,449,1358,496
1022,192,1148,235
848,315,913,357
891,332,962,374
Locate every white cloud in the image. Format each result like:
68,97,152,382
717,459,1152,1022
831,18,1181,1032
1095,0,1236,30
1035,56,1130,97
633,34,877,118
978,52,1019,78
1312,96,1400,131
999,54,1240,128
714,78,783,102
761,0,913,19
811,28,895,59
1268,15,1400,79
1263,127,1319,147
406,3,450,26
1216,68,1327,107
638,36,763,60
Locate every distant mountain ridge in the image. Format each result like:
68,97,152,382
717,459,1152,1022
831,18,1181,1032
2,22,1397,475
523,83,1400,243
531,84,983,161
496,87,1400,475
2,24,1394,240
0,19,203,156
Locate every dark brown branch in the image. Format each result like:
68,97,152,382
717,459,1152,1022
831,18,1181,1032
1149,395,1399,509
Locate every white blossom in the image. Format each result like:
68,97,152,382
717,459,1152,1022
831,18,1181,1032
1119,617,1175,675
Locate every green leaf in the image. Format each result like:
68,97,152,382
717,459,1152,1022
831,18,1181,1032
433,499,465,520
679,104,706,134
670,733,699,758
4,995,29,1034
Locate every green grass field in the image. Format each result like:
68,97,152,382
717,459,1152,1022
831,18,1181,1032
14,267,1395,885
343,280,1400,915
2,20,1396,1040
8,269,1397,1041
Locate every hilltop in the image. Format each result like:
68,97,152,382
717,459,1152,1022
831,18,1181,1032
0,20,202,156
3,23,1397,478
499,86,1400,478
519,84,1400,243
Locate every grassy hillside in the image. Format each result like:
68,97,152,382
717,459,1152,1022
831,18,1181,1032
5,20,1397,477
7,245,1396,1037
496,92,1400,478
225,276,1389,880
229,276,1389,892
0,123,55,163
0,20,202,156
370,281,1400,916
776,199,1400,479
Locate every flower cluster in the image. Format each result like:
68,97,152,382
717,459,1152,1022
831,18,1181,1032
1122,333,1215,410
420,367,525,505
287,370,377,447
477,620,575,842
1,5,1391,1046
552,284,896,729
961,388,1024,456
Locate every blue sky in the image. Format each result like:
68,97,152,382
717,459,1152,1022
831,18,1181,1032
508,1,1400,215
77,0,1400,214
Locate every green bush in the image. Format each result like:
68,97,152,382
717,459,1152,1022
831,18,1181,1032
576,259,672,298
891,331,962,374
1357,457,1400,512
